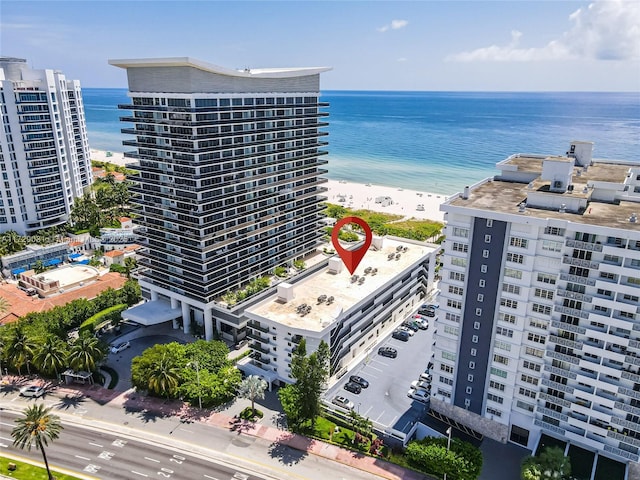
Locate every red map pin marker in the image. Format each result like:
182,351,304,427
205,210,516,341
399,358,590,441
331,216,373,275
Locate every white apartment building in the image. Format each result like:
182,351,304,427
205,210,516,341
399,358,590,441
244,236,438,385
432,141,640,470
110,57,330,341
0,57,92,234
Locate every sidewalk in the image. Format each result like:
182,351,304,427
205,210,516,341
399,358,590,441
3,377,428,480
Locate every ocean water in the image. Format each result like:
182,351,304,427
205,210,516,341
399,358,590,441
83,89,640,195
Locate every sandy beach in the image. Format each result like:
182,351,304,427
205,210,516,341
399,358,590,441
90,149,447,222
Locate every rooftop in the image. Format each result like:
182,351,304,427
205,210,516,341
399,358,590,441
447,154,640,231
247,237,436,332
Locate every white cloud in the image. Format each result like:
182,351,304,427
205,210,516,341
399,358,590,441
447,0,640,62
377,19,408,33
397,57,408,62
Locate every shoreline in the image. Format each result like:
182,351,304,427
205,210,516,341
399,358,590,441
90,149,447,222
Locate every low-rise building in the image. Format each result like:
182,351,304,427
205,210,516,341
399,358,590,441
245,236,439,386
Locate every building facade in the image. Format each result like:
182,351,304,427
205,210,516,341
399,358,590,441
110,57,330,340
245,236,438,386
0,57,92,234
432,141,640,468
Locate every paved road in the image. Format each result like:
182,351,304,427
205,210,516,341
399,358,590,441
0,387,391,480
0,410,262,480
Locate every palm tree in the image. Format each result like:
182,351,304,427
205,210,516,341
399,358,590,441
6,328,35,375
147,354,180,398
68,334,105,373
34,337,68,379
237,375,267,415
124,257,137,279
12,404,63,480
33,259,46,274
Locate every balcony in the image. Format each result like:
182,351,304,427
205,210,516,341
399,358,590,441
604,445,640,463
541,378,574,394
247,321,270,333
559,273,596,286
551,319,586,335
562,255,599,269
549,335,583,350
250,342,271,355
566,239,603,252
246,331,269,343
534,418,566,436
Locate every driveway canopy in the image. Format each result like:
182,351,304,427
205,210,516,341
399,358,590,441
121,300,182,326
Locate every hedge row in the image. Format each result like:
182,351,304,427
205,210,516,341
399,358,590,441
79,303,128,334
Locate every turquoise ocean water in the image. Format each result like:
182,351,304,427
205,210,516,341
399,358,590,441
83,89,640,195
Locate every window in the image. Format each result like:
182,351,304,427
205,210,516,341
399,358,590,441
469,361,475,369
499,313,517,324
444,325,459,336
521,374,539,385
529,318,548,330
510,237,529,248
496,326,514,338
442,351,457,361
542,240,562,252
501,298,519,309
481,264,488,273
628,277,640,286
437,388,452,398
544,226,565,236
445,312,461,323
534,288,554,300
451,257,467,267
473,321,480,330
523,360,541,372
525,346,544,358
452,242,469,253
483,249,490,258
466,386,473,394
604,254,621,264
487,393,504,404
519,387,537,399
532,304,551,315
537,273,557,285
503,283,521,295
486,407,502,417
486,219,493,227
491,367,508,378
507,253,524,264
505,268,523,279
597,288,613,298
452,226,469,238
600,271,617,281
495,340,511,351
527,333,546,345
468,374,474,382
440,364,454,374
450,271,466,282
470,348,477,357
479,279,486,288
485,235,492,243
476,308,483,316
447,299,462,309
441,376,454,386
516,400,535,412
494,354,509,365
472,335,479,343
448,285,464,296
490,380,505,391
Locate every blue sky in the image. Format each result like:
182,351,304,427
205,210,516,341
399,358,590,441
1,1,639,91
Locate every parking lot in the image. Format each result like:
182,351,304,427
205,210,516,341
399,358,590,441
324,311,436,434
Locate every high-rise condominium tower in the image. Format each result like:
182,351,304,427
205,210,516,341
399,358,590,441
432,141,640,471
0,57,92,234
110,57,330,341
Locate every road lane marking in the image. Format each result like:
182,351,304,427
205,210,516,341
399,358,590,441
366,366,383,372
0,443,7,448
75,455,91,461
131,471,148,477
144,457,160,463
0,422,14,427
364,406,373,416
98,451,114,460
84,464,101,473
89,442,103,448
204,475,219,480
0,436,13,443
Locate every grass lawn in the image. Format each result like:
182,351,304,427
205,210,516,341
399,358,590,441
567,444,595,480
0,456,84,480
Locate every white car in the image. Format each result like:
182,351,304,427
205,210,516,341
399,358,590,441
110,341,131,354
19,385,45,398
420,372,432,382
411,380,431,391
332,395,355,410
398,325,415,336
407,388,430,403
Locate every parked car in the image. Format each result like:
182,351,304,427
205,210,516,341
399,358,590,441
398,325,415,336
235,339,249,350
411,380,431,391
110,341,131,354
344,381,362,394
392,329,410,341
19,385,45,398
332,395,354,410
402,321,420,332
420,372,433,382
378,346,398,358
414,318,429,330
422,303,439,310
407,388,430,403
349,375,369,388
419,308,436,317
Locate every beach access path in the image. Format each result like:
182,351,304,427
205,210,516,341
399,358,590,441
91,149,448,222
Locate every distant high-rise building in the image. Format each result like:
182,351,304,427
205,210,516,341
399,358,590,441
432,141,640,470
110,57,330,341
0,57,92,234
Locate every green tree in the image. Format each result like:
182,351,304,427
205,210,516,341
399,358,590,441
124,256,137,278
119,279,142,305
33,259,46,274
148,353,180,398
131,343,186,393
521,446,571,480
6,327,35,375
184,340,230,372
12,404,63,480
70,193,101,230
278,383,301,428
33,336,68,378
238,375,267,415
113,181,131,215
348,410,373,440
68,333,105,372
